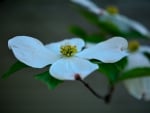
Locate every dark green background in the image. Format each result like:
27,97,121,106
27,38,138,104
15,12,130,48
0,0,150,113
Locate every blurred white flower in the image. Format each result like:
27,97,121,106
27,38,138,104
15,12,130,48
8,36,127,80
71,0,102,14
124,41,150,100
71,0,150,37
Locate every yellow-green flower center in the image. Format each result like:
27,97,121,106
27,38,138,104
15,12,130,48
60,45,77,57
106,5,119,15
128,40,139,52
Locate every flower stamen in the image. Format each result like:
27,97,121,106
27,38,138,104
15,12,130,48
128,40,139,52
106,5,119,15
60,45,77,57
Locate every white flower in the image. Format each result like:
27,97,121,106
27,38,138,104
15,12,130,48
124,41,150,100
100,14,150,37
8,36,128,80
71,0,150,37
71,0,102,15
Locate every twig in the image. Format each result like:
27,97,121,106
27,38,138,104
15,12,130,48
104,86,114,104
75,74,115,103
75,74,104,100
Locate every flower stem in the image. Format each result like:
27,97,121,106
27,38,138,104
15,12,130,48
75,74,104,99
79,78,104,99
104,86,114,104
75,74,114,103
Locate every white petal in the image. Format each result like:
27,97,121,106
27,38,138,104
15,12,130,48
45,38,85,54
8,36,59,68
100,14,131,32
124,78,145,100
142,77,150,100
85,42,96,48
129,20,150,37
50,57,98,80
125,52,150,71
124,77,150,101
117,15,149,36
111,15,139,32
118,15,150,37
124,52,150,100
77,37,128,63
139,46,150,54
71,0,102,15
100,11,150,37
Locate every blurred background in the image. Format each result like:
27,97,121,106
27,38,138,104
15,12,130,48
0,0,150,113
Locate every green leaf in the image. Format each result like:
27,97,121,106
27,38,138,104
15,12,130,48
118,67,150,81
69,25,105,43
34,71,63,90
98,58,127,84
144,52,150,61
99,63,119,84
2,61,28,79
78,8,100,26
98,20,125,36
86,34,105,43
69,25,87,39
115,57,128,71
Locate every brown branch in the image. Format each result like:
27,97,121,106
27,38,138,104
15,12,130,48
75,74,115,103
104,86,114,104
75,74,104,99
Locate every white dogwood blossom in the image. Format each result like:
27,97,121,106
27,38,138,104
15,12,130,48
71,0,150,37
124,41,150,100
8,36,128,80
71,0,101,14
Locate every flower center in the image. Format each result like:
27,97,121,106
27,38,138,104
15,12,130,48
60,45,77,57
106,5,119,15
128,40,139,52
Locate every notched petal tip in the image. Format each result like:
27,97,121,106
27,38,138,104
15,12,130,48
142,92,150,101
8,36,59,68
108,36,128,49
77,37,128,63
74,74,82,80
124,77,150,101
